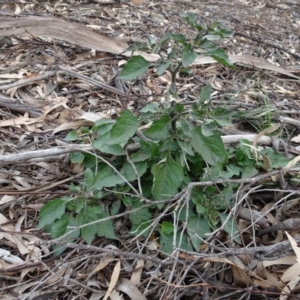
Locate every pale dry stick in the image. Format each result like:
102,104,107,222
125,149,143,195
0,144,93,164
58,65,126,97
241,189,300,235
19,262,69,300
33,240,163,265
0,71,56,91
161,193,191,300
1,134,294,165
229,185,263,243
20,249,78,300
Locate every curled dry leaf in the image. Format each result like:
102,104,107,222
103,260,121,300
115,278,147,300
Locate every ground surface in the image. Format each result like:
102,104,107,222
0,0,300,299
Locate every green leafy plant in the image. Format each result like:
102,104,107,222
38,13,291,256
120,12,234,96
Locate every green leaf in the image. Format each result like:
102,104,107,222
161,32,172,46
151,154,184,200
130,148,152,162
110,199,121,216
241,165,258,179
92,119,114,135
119,55,150,81
129,204,151,226
159,231,193,254
77,206,98,244
187,215,211,251
121,161,148,181
181,12,196,28
182,43,198,67
208,48,234,67
52,216,80,256
170,33,186,44
201,121,217,137
107,110,139,145
179,119,194,136
38,199,66,229
51,215,69,239
199,39,218,52
143,115,170,141
52,215,80,240
160,221,174,235
97,212,116,239
199,85,211,104
218,213,241,244
101,175,125,188
69,152,85,164
218,28,234,38
75,199,85,213
178,140,194,156
156,49,177,76
191,127,226,166
93,140,126,156
124,42,147,52
93,166,112,190
140,102,160,113
65,130,78,141
172,103,184,114
84,168,94,189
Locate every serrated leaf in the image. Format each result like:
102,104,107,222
179,119,194,136
101,175,125,188
191,127,226,166
93,140,126,156
125,42,147,52
143,115,170,141
170,33,186,44
219,213,241,244
187,215,211,251
203,34,221,41
65,130,78,141
208,48,234,67
160,221,174,235
201,121,217,137
119,55,150,81
199,85,211,104
129,199,151,225
159,231,193,254
121,161,148,181
84,168,94,189
51,215,69,239
93,166,111,190
151,154,184,200
130,148,152,162
77,206,98,244
38,199,66,229
97,212,116,239
69,152,85,164
53,217,80,256
181,12,196,28
178,140,194,156
107,110,139,145
93,119,114,135
161,32,172,46
182,44,198,67
139,102,160,113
